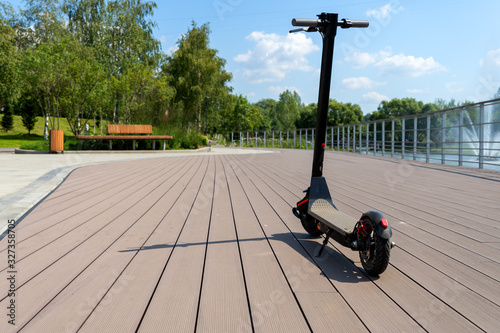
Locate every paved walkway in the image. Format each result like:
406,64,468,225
0,148,499,332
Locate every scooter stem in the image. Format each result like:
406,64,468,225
312,13,338,178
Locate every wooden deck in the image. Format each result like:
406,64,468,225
1,149,499,332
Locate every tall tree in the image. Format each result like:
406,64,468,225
275,90,302,130
164,22,232,129
0,21,21,110
296,103,316,129
327,99,363,126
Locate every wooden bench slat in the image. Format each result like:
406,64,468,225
108,124,152,134
76,135,173,140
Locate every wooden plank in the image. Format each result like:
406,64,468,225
224,155,316,332
138,157,216,332
195,156,251,331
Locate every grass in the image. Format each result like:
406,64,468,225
0,114,106,150
0,114,206,151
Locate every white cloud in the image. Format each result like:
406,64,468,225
366,3,404,20
345,47,446,77
363,92,389,103
480,48,500,67
375,53,446,77
344,48,391,69
234,31,319,83
342,77,386,90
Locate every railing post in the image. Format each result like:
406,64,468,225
294,130,296,149
479,103,485,169
299,129,302,149
280,131,282,148
264,131,266,148
441,112,446,164
337,127,340,151
240,132,242,147
246,131,249,147
342,127,345,151
382,121,385,156
255,131,258,148
360,125,363,153
426,115,430,163
459,108,464,166
413,117,417,160
347,126,351,152
231,132,234,145
366,123,369,154
402,119,405,159
287,130,289,148
373,122,377,155
353,125,356,153
331,127,334,151
305,129,308,149
391,119,395,158
312,129,315,150
272,131,275,148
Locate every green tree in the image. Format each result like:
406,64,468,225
0,23,21,110
23,34,75,130
328,100,363,126
221,95,262,133
254,98,277,130
164,22,232,129
1,104,14,132
59,38,107,134
19,93,39,134
296,103,316,129
275,90,302,130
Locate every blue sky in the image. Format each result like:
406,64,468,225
8,0,500,114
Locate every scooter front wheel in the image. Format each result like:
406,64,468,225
359,231,391,276
301,215,324,237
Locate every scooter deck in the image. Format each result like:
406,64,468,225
309,199,357,235
308,177,357,236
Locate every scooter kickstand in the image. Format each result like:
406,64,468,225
317,229,332,257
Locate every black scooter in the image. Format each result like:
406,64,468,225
291,13,395,276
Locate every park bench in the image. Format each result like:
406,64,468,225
76,124,173,150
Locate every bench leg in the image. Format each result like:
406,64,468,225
163,140,166,150
132,139,135,150
109,140,112,150
153,140,156,150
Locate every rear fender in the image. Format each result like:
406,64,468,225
360,210,392,240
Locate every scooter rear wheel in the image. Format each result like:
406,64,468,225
359,231,391,276
301,215,323,237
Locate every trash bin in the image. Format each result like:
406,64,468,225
50,130,64,153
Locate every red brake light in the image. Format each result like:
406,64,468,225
381,218,388,228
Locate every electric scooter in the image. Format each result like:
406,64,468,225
291,13,395,276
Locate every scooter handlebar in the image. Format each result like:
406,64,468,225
291,17,369,29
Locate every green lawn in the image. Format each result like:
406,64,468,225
0,114,104,149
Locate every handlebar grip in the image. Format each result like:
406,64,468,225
339,19,369,28
292,18,320,27
350,20,369,28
